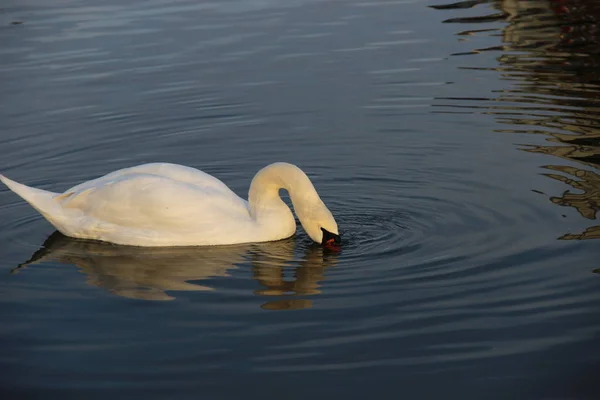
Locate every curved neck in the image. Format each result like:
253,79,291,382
248,162,322,224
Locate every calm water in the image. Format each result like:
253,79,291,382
2,0,600,398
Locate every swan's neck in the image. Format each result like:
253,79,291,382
248,162,323,238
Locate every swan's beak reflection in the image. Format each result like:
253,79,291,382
320,227,341,249
13,231,340,308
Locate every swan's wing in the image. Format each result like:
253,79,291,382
59,173,251,234
65,163,237,197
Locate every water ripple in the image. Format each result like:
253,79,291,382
2,0,600,396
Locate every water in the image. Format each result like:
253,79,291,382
1,0,600,398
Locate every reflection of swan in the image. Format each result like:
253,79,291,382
13,231,338,306
251,242,339,310
0,162,341,247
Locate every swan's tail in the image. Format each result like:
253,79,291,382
0,174,67,230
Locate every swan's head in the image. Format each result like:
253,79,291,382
299,202,341,247
251,161,341,247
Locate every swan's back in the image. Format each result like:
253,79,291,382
65,163,235,195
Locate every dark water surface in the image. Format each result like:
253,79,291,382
2,0,600,398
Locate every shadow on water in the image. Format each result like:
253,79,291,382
12,231,338,309
431,0,600,240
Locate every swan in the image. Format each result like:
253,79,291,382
0,162,341,247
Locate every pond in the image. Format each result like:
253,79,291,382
1,0,600,398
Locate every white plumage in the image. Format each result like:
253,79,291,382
0,162,339,247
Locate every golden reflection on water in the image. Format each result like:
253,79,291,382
432,0,600,239
14,232,338,307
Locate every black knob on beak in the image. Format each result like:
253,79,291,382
321,227,341,246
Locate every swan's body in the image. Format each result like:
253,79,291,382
0,162,340,247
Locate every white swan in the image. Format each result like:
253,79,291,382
0,162,341,247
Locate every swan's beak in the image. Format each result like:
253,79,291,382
321,228,341,247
